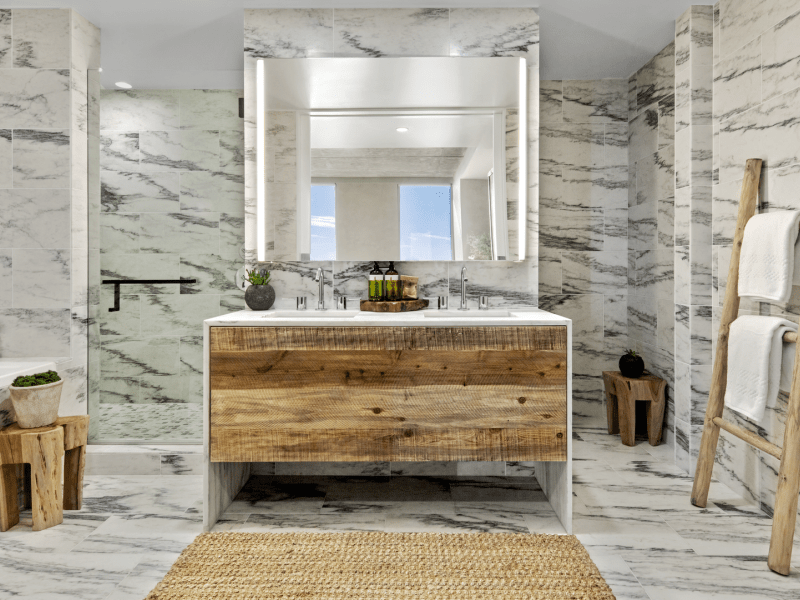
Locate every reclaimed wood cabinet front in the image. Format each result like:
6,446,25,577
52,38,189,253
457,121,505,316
209,326,568,463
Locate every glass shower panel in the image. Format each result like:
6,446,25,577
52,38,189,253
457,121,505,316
88,86,245,443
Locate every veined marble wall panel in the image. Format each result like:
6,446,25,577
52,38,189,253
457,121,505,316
538,78,628,426
627,41,676,451
0,6,99,435
712,0,800,522
673,6,713,477
95,89,244,442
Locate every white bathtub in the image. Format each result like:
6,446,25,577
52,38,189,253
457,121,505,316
0,360,57,427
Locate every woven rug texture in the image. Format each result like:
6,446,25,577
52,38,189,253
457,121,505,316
145,531,615,599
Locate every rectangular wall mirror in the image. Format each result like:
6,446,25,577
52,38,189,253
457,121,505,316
258,57,526,262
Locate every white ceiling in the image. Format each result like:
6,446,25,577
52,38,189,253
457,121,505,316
5,1,713,87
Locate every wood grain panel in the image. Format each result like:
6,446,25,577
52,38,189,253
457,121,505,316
210,350,566,389
209,326,568,463
211,387,565,429
210,427,566,462
209,326,567,352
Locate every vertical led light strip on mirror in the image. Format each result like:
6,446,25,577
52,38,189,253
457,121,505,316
256,59,266,262
518,58,527,261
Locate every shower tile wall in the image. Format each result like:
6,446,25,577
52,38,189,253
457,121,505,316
537,79,631,425
0,9,100,427
242,7,539,476
711,0,800,520
95,90,244,442
627,42,677,447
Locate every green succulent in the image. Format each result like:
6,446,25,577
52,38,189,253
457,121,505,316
246,269,271,286
12,370,61,388
625,349,638,357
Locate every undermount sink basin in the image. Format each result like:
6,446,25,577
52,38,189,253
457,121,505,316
259,310,360,318
423,310,512,318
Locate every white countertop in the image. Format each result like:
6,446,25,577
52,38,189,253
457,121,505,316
205,307,570,327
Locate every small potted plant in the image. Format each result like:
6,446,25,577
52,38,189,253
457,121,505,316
619,349,645,379
244,268,275,311
9,370,63,428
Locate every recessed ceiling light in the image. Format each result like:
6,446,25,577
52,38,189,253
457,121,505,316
98,67,103,72
115,81,132,89
396,127,408,132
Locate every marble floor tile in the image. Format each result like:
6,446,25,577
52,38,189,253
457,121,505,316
224,476,327,514
233,513,385,533
0,513,109,553
0,545,141,600
384,511,529,534
574,506,694,551
583,550,651,600
1,432,797,599
102,552,181,600
621,548,800,600
660,512,775,556
72,514,202,555
321,500,458,516
80,475,201,516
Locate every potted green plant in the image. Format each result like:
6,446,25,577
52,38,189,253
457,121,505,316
9,370,63,428
244,268,275,311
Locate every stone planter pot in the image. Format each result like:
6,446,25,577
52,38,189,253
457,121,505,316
245,284,275,311
9,380,63,428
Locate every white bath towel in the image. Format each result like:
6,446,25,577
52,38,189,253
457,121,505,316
738,211,800,303
725,315,798,422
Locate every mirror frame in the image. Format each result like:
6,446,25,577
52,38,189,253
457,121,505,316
256,57,527,263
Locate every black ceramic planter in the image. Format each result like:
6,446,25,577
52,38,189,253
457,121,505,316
619,353,645,378
245,284,275,311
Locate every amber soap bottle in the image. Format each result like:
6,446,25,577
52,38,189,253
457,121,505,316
369,262,384,301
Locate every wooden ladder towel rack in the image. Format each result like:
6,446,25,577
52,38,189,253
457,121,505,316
691,158,800,576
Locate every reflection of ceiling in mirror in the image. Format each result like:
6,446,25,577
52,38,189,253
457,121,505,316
311,148,467,178
311,114,494,179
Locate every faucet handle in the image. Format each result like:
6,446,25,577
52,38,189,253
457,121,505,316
437,296,449,310
479,296,489,310
337,296,347,310
296,296,307,310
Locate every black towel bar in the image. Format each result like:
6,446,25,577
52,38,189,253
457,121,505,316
101,279,197,312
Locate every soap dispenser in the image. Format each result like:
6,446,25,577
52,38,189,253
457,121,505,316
385,261,400,301
369,262,384,302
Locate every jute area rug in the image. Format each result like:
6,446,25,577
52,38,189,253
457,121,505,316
145,532,615,599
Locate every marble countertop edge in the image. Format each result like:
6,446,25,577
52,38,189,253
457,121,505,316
205,308,570,327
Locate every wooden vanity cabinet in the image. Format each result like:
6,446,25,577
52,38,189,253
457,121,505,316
208,326,567,463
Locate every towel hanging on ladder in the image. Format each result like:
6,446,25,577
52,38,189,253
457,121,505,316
738,211,800,303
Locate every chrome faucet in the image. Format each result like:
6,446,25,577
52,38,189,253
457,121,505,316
314,267,325,310
459,266,469,310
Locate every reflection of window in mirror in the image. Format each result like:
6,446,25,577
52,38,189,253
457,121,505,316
310,184,336,260
399,185,453,261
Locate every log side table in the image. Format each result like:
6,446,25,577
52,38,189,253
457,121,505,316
0,415,89,531
602,371,666,447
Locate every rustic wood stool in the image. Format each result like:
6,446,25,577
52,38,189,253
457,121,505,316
602,371,666,446
0,415,89,531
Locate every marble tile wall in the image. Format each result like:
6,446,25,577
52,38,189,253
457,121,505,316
538,79,630,425
243,8,539,307
243,8,539,295
242,8,538,476
95,90,244,442
672,6,713,476
0,9,99,428
627,42,676,450
712,0,800,519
